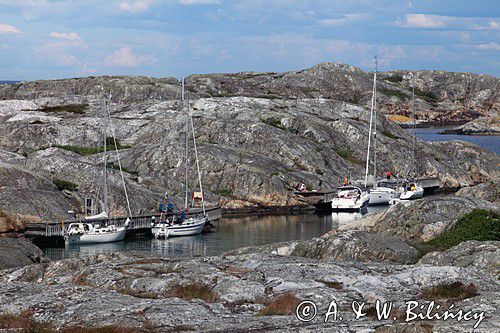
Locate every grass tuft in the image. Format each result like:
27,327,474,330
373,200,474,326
53,178,78,192
380,88,407,100
336,148,363,165
317,280,343,289
384,75,404,83
55,138,131,156
41,104,87,115
258,293,301,316
169,283,218,303
420,282,478,302
381,129,397,139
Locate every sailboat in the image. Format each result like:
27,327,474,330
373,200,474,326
65,97,131,244
365,56,400,205
400,73,424,200
152,78,208,239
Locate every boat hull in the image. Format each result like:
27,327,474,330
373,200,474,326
167,220,205,237
400,187,424,200
66,228,127,244
331,193,370,212
368,187,399,205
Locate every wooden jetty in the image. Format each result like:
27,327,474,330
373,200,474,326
295,177,441,208
25,207,221,240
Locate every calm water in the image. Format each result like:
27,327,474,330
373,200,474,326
43,207,387,260
408,127,499,154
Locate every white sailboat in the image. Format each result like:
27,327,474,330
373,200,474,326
365,56,400,205
66,97,132,245
152,78,208,239
400,73,424,200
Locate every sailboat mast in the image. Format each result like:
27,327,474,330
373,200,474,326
189,101,206,216
373,56,378,189
411,74,417,178
102,98,108,214
182,78,189,210
364,58,377,188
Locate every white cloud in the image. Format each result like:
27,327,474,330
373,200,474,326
318,14,368,27
477,42,500,51
49,32,81,40
398,14,446,28
37,40,85,66
0,23,21,34
118,0,156,13
104,46,156,67
179,0,221,4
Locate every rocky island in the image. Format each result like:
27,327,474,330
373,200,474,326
0,63,499,332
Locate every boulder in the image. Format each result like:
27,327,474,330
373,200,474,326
0,237,47,269
370,196,497,243
419,241,500,277
290,230,419,264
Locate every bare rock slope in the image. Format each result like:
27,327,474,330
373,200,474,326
0,63,498,221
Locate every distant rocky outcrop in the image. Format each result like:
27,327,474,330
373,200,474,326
441,114,500,135
0,63,499,219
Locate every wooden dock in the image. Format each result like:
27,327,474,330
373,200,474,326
25,207,222,239
295,177,441,207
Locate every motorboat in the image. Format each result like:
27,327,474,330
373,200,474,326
400,182,424,200
369,186,399,205
331,186,370,211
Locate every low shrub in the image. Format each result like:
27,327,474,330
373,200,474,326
169,283,218,303
336,148,363,165
380,88,407,100
258,293,301,316
418,209,499,256
381,129,397,139
420,282,478,302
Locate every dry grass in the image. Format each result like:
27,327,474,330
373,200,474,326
0,310,53,332
258,293,301,316
62,325,142,333
420,282,478,302
0,210,41,232
169,283,218,303
73,273,95,287
388,115,413,123
317,280,343,290
0,310,144,333
116,287,159,299
121,258,170,266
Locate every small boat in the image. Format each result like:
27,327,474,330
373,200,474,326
331,186,370,211
66,219,129,244
400,182,424,200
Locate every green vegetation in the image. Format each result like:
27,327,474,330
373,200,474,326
255,93,282,100
169,283,218,303
418,209,499,256
41,104,88,114
336,148,363,165
214,189,233,197
381,129,397,139
384,75,404,83
258,293,301,316
55,137,131,156
414,88,438,103
53,178,78,192
380,88,407,100
261,117,286,130
106,162,138,176
420,282,478,301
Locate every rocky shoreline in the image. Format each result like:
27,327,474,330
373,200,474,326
0,185,498,332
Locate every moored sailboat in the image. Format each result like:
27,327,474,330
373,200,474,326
152,78,208,239
65,97,132,245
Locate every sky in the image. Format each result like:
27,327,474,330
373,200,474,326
0,0,499,81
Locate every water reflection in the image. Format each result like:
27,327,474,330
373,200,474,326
44,207,387,260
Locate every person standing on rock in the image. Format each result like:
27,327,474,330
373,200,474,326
386,170,392,180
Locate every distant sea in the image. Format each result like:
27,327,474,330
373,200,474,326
0,80,20,84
